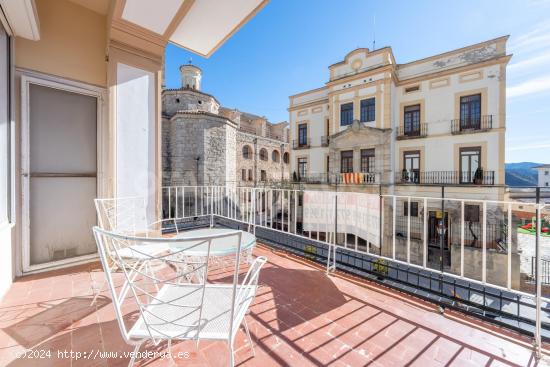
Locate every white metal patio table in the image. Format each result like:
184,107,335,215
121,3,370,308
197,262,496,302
169,228,256,257
167,228,257,282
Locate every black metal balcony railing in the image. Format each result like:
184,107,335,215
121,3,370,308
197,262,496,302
451,115,493,134
396,170,495,185
293,172,330,184
336,172,377,184
321,136,330,147
291,172,378,185
292,138,311,149
396,123,428,140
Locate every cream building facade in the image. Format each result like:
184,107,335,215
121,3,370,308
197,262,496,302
289,37,512,272
288,36,509,201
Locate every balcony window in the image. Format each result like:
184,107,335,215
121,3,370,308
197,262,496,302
340,150,353,173
403,151,420,183
298,123,308,146
283,152,289,164
360,98,375,122
241,169,246,181
248,169,253,181
360,149,375,173
460,147,481,184
297,157,308,178
403,104,420,136
340,102,353,126
460,94,481,129
261,170,267,181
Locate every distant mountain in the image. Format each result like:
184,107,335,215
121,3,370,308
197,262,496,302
505,162,540,187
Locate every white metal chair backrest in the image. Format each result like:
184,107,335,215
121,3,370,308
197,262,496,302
93,226,245,344
95,196,148,233
231,256,267,338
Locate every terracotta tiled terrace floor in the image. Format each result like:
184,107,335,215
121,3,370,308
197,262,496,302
0,243,547,367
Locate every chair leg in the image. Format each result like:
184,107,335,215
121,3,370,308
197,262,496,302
90,277,105,306
128,342,142,367
229,341,235,367
167,339,176,366
90,263,116,305
243,317,255,357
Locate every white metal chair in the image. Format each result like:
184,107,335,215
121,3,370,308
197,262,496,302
91,197,180,305
93,226,266,367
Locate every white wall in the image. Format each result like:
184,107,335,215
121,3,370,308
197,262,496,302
538,168,550,187
116,63,156,225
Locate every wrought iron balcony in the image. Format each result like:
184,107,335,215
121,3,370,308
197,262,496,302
292,172,330,184
336,172,378,184
321,136,330,147
396,123,428,140
451,115,493,134
292,138,311,149
395,170,496,185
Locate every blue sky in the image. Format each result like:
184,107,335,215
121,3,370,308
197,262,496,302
164,0,550,164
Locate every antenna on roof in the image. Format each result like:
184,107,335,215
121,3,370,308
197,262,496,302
372,15,376,50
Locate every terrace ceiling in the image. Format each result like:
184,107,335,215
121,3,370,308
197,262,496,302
111,0,268,57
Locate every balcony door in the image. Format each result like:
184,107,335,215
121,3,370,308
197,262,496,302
297,157,308,179
298,123,308,147
403,151,420,183
21,75,104,272
403,105,420,136
460,94,481,129
460,147,481,184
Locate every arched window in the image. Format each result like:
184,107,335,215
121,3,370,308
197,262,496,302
259,148,268,161
242,145,252,159
272,150,280,163
283,152,290,164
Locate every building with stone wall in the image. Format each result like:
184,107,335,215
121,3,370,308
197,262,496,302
162,64,290,187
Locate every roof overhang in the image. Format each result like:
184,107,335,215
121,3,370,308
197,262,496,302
112,0,268,58
0,0,40,40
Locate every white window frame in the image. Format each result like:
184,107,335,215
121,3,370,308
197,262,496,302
19,70,107,273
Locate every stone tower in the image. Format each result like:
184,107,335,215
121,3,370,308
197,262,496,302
179,64,202,90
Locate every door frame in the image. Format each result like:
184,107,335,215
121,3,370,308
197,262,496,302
20,71,107,273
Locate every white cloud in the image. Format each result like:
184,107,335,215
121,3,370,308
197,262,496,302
507,143,550,151
509,20,550,54
508,53,550,73
507,74,550,98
